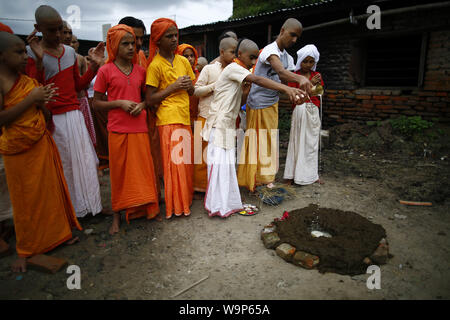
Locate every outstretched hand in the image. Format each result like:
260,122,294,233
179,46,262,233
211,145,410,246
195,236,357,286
296,74,313,98
88,42,106,70
285,87,308,105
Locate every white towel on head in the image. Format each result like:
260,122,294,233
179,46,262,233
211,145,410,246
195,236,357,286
295,44,320,72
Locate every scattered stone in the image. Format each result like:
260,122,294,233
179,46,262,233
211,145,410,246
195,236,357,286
261,225,276,234
292,251,319,269
370,243,389,265
46,293,53,300
84,229,94,235
27,254,68,274
394,214,407,220
275,243,296,261
261,232,281,249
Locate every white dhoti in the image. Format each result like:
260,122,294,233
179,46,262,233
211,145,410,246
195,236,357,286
205,128,243,218
52,109,102,217
283,103,321,185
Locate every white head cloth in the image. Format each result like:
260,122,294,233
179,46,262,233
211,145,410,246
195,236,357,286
295,44,320,72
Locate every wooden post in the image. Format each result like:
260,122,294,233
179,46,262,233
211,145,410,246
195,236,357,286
267,24,272,44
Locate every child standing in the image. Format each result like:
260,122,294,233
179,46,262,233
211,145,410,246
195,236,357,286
0,32,81,272
284,44,324,185
192,37,237,197
145,18,195,219
93,24,160,235
27,5,104,218
202,39,306,217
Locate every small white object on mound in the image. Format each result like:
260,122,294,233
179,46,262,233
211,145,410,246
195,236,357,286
311,230,332,238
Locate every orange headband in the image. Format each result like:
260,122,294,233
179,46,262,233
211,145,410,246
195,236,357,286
106,24,138,64
147,18,178,65
176,43,198,69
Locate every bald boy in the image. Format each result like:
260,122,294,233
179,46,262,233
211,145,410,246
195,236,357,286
0,32,81,272
27,5,105,218
192,37,237,196
196,57,208,73
237,18,312,192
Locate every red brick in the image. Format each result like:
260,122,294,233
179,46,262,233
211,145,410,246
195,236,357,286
436,92,448,97
391,96,409,101
27,254,68,274
418,91,437,97
373,95,389,100
292,251,319,269
356,95,372,100
376,105,394,110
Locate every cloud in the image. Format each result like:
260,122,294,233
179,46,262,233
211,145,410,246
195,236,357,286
0,0,232,40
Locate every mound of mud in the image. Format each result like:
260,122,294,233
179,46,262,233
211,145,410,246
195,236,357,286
274,204,387,276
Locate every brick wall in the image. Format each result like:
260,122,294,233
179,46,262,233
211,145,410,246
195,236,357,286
280,5,450,128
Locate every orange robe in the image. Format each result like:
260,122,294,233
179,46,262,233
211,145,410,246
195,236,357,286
193,116,208,192
109,132,159,223
146,107,164,199
158,124,193,218
0,74,81,257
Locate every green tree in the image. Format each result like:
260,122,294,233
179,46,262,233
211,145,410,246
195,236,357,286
232,0,324,19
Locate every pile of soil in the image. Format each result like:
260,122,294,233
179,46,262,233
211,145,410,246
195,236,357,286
274,204,386,276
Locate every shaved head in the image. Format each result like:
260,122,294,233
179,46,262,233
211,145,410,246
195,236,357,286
219,37,237,51
0,31,23,53
282,18,302,31
197,57,208,66
237,39,259,54
35,5,62,24
225,31,237,40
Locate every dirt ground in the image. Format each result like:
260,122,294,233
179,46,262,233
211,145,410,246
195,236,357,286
0,116,449,300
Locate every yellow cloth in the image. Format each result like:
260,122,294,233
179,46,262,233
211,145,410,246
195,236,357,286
0,75,46,155
237,103,279,192
146,53,195,126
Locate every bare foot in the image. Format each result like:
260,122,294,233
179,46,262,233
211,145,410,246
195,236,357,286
66,236,80,245
155,215,163,222
109,213,120,235
267,183,275,189
11,257,27,273
284,179,293,185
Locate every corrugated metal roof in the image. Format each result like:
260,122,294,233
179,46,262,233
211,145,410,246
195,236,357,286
181,0,335,30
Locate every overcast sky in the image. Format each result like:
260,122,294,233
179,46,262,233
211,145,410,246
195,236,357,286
0,0,233,40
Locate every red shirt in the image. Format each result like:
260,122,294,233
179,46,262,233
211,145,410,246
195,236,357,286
288,70,324,108
94,62,148,133
26,45,95,115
